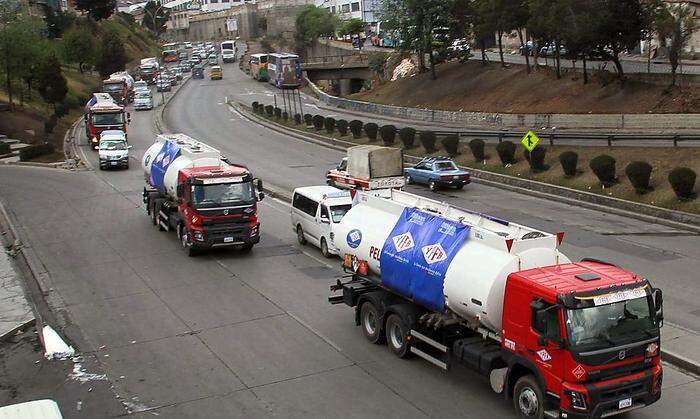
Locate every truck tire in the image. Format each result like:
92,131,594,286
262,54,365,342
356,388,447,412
150,202,158,226
385,314,411,358
156,202,165,232
240,244,253,253
296,225,307,245
178,225,198,257
360,301,384,344
320,238,331,258
513,375,544,419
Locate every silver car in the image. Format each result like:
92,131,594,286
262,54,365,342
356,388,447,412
134,91,153,110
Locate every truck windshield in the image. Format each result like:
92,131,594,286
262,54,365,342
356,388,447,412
103,84,122,93
330,204,352,223
192,182,255,208
566,296,657,351
92,113,125,126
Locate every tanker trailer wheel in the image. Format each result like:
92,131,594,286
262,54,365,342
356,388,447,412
386,314,412,358
296,225,307,245
320,238,332,258
513,375,544,419
360,301,385,344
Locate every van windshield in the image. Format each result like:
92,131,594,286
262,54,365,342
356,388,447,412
330,204,352,223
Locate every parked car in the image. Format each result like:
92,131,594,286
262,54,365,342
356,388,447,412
539,42,568,57
210,65,223,80
291,186,352,257
156,78,171,92
404,157,471,191
448,38,471,62
192,65,204,79
98,130,131,170
134,91,154,110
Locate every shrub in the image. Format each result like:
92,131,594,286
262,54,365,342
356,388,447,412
589,154,617,186
274,107,282,118
19,143,54,162
44,115,58,135
419,131,437,152
379,125,397,145
336,119,349,136
54,102,69,118
312,114,325,130
282,111,289,121
349,120,363,139
496,141,516,166
264,105,273,117
527,146,548,172
399,127,416,148
559,151,578,177
252,101,259,112
668,167,697,200
294,113,302,125
304,113,313,126
625,161,653,194
364,122,378,141
0,142,10,155
468,139,485,161
441,135,460,156
324,116,336,134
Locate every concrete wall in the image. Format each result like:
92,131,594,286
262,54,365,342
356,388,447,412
188,4,258,41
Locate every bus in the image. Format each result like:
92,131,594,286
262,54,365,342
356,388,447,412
249,53,268,81
221,40,236,63
267,53,301,89
162,42,179,62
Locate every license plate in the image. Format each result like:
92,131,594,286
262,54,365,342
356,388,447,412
453,176,460,180
223,237,234,243
618,398,632,409
110,162,118,166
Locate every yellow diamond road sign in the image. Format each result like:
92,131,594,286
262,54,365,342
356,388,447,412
521,130,540,152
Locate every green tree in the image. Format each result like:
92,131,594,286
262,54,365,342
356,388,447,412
74,0,116,21
142,1,170,34
62,23,94,73
528,0,572,78
295,5,339,50
655,2,696,86
36,52,68,111
96,29,127,78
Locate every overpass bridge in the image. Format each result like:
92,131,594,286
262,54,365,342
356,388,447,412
301,54,371,83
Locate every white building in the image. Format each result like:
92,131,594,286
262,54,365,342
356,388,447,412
315,0,380,23
164,0,202,31
198,0,246,12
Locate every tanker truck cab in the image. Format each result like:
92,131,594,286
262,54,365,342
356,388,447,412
329,189,663,419
291,186,352,258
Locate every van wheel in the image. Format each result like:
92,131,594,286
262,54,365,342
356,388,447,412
360,301,384,344
513,375,544,419
296,225,307,245
386,314,411,358
320,238,332,258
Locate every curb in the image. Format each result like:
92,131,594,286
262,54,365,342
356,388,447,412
662,350,700,377
154,74,191,134
236,102,700,234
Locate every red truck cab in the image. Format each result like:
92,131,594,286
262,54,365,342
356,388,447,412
102,78,129,105
84,93,130,149
502,260,662,418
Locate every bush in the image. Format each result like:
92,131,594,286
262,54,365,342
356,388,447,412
496,141,516,166
294,113,302,125
0,142,10,155
379,125,396,145
441,134,460,156
468,139,485,161
419,131,437,152
44,115,58,135
668,167,697,200
336,119,349,136
559,151,578,177
526,146,548,172
625,161,653,194
19,143,54,162
282,111,289,121
324,116,336,134
274,107,282,118
364,122,378,141
54,102,69,118
264,105,274,117
304,113,313,126
252,101,259,112
349,120,363,139
312,114,325,130
398,127,416,148
589,155,617,186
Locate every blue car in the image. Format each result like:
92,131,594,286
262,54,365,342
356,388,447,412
404,157,471,191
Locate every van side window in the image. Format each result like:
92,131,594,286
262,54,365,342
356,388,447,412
293,193,318,217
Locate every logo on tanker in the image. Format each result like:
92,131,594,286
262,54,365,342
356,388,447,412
421,243,447,264
346,229,362,248
392,232,414,252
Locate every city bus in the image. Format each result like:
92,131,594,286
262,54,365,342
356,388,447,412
249,53,268,81
162,42,179,62
267,53,301,89
221,40,236,63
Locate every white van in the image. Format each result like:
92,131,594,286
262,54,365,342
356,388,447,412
291,186,353,257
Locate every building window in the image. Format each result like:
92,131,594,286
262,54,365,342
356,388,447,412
331,6,336,13
223,0,229,2
351,2,360,12
341,4,350,13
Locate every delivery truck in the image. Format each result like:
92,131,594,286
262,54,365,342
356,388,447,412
329,189,663,419
326,145,406,190
142,134,265,256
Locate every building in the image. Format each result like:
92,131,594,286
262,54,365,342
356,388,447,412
164,0,201,35
198,0,246,13
315,0,380,24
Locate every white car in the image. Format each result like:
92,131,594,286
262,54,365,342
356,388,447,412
133,80,148,94
134,91,153,110
98,130,131,170
291,186,353,258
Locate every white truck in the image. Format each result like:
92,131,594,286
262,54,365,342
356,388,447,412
326,145,405,190
139,57,160,85
329,189,664,419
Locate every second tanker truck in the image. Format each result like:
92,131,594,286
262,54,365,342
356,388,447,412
142,134,264,256
330,189,663,419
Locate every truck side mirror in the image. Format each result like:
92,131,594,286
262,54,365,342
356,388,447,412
254,178,263,192
654,288,664,325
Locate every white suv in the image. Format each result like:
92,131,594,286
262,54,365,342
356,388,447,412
98,130,131,170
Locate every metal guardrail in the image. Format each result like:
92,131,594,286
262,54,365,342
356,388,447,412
302,54,369,66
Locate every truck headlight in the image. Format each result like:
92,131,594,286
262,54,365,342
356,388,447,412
91,137,98,144
193,231,204,241
566,390,587,411
646,342,659,357
250,225,259,236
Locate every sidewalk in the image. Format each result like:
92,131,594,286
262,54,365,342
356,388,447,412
662,323,700,376
0,233,34,339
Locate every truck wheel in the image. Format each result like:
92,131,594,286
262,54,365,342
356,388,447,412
179,226,198,257
296,225,307,245
386,314,411,358
429,180,438,192
320,238,332,258
360,302,385,344
513,375,544,419
150,202,158,226
240,244,254,253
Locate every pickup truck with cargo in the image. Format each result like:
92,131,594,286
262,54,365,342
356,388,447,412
326,145,405,190
330,189,663,419
142,134,265,256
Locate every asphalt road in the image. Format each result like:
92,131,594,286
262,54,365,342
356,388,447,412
0,60,699,417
